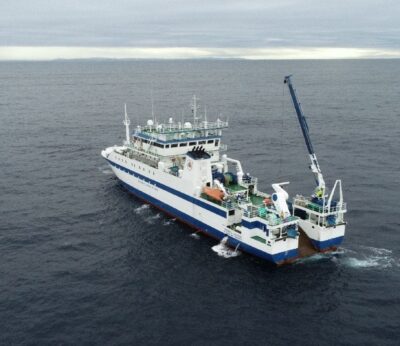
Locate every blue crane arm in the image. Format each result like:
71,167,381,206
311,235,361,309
284,75,325,191
284,75,315,156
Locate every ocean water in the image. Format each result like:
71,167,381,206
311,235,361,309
0,60,399,345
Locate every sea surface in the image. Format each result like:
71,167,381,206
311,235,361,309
0,60,399,345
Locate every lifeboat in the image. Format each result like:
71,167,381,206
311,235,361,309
203,186,224,202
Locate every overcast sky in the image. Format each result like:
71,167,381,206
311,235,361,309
1,0,399,60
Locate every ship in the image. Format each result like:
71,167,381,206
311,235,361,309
101,76,347,265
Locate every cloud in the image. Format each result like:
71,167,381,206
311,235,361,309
1,46,400,60
0,1,399,59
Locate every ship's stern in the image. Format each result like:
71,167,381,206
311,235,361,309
299,220,345,252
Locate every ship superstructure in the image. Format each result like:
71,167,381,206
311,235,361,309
102,96,301,264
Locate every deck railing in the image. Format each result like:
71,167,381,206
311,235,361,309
241,176,257,186
118,146,160,168
242,205,296,227
293,196,347,214
141,120,229,134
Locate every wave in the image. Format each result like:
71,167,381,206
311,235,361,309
163,218,175,226
339,246,396,269
145,212,162,224
134,204,150,214
149,213,161,220
190,232,201,240
212,237,241,258
101,169,113,175
98,166,113,175
296,246,396,269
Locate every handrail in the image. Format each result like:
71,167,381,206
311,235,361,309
140,120,229,134
293,196,347,214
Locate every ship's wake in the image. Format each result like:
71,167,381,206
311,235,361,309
296,246,397,269
212,237,241,258
338,246,396,269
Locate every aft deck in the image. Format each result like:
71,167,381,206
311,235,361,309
249,194,264,206
200,187,265,209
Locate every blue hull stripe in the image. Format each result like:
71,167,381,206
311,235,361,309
310,236,344,251
242,219,266,230
107,159,226,218
114,176,297,264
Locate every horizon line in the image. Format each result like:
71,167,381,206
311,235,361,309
1,46,400,61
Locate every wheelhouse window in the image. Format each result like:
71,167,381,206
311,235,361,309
207,139,214,144
179,143,187,147
215,140,219,146
198,140,206,145
189,142,196,146
171,143,178,148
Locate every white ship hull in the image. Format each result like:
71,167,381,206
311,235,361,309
103,148,299,265
299,220,345,251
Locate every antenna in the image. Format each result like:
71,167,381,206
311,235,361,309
151,89,155,124
204,105,208,129
191,95,200,126
123,103,130,145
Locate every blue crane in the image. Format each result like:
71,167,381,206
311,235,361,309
284,75,326,197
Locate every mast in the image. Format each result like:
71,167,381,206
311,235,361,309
123,103,130,145
284,75,325,195
151,89,155,124
191,95,200,127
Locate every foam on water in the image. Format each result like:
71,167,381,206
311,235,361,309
338,246,396,269
190,232,200,240
162,219,175,226
296,246,396,269
98,166,113,175
212,237,241,258
145,212,162,224
134,204,150,214
150,213,161,220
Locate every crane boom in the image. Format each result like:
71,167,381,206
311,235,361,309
284,75,325,194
